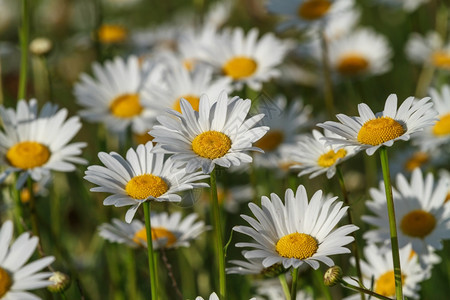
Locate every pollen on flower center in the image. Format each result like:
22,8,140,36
132,226,177,247
404,152,429,172
357,117,405,146
317,149,347,167
192,131,232,159
0,267,12,298
222,56,257,79
432,113,450,136
173,95,200,113
125,174,168,200
337,54,369,76
432,51,450,69
254,130,284,151
110,93,143,118
6,141,50,169
98,24,127,44
400,210,436,238
375,270,405,297
276,232,318,260
298,0,331,20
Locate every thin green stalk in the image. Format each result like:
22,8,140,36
18,0,29,99
290,268,299,300
126,248,137,300
12,176,24,234
60,292,67,300
336,167,365,300
320,30,335,119
379,147,403,300
314,269,332,300
415,66,435,98
210,169,226,299
279,273,290,300
143,201,159,300
28,178,45,257
339,279,392,300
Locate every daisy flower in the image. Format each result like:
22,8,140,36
344,244,428,300
84,142,209,223
363,168,450,255
0,99,86,189
234,185,358,270
0,220,55,299
227,252,286,276
414,84,450,151
202,27,293,91
74,55,163,133
99,212,208,249
290,129,356,179
150,91,269,174
405,31,450,70
318,94,437,155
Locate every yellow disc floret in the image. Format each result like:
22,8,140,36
375,271,405,297
110,94,143,118
0,267,12,298
400,210,436,238
317,149,347,168
132,226,177,247
298,0,331,20
192,131,231,159
432,51,450,69
98,24,127,44
173,95,201,113
254,130,284,152
337,54,369,76
222,56,257,79
6,141,50,169
125,174,168,200
432,113,450,136
357,117,405,146
404,152,429,172
276,232,318,260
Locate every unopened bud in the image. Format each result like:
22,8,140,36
48,271,71,293
30,37,53,56
324,266,343,287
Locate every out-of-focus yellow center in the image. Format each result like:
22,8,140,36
173,95,201,113
432,113,450,136
400,210,436,238
432,51,450,69
357,117,405,146
254,130,284,152
337,54,369,76
222,56,257,79
275,232,318,260
110,94,143,118
133,132,154,145
98,24,127,44
0,267,12,298
374,270,405,297
298,0,331,20
192,131,231,159
183,59,195,71
125,174,168,200
445,192,450,203
6,141,50,169
404,152,429,172
317,149,347,167
133,227,177,247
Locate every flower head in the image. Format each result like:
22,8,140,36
405,31,450,70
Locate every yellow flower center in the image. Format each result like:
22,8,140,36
432,51,450,69
6,141,51,169
173,95,201,113
337,54,369,76
98,24,127,44
132,227,177,247
183,59,194,71
404,152,429,172
110,94,143,118
192,131,231,159
125,174,169,200
374,270,405,297
445,192,450,203
357,117,405,146
298,0,332,20
432,113,450,136
222,56,258,79
133,133,154,145
254,130,284,152
275,232,318,260
317,149,347,168
0,267,12,298
400,210,436,238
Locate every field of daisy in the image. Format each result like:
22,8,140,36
0,0,449,299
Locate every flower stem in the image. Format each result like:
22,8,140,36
126,248,137,300
12,176,25,234
320,29,335,119
379,147,403,300
291,267,299,300
278,273,290,300
143,201,159,300
336,167,365,300
210,168,226,299
339,279,393,300
18,0,29,99
28,178,45,257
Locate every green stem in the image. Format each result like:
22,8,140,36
415,66,435,98
336,167,365,300
290,268,299,300
278,273,291,300
210,169,226,299
143,201,159,300
320,30,335,119
340,279,392,300
18,0,29,99
379,147,403,300
314,269,332,300
28,178,45,257
12,176,24,234
126,248,137,300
